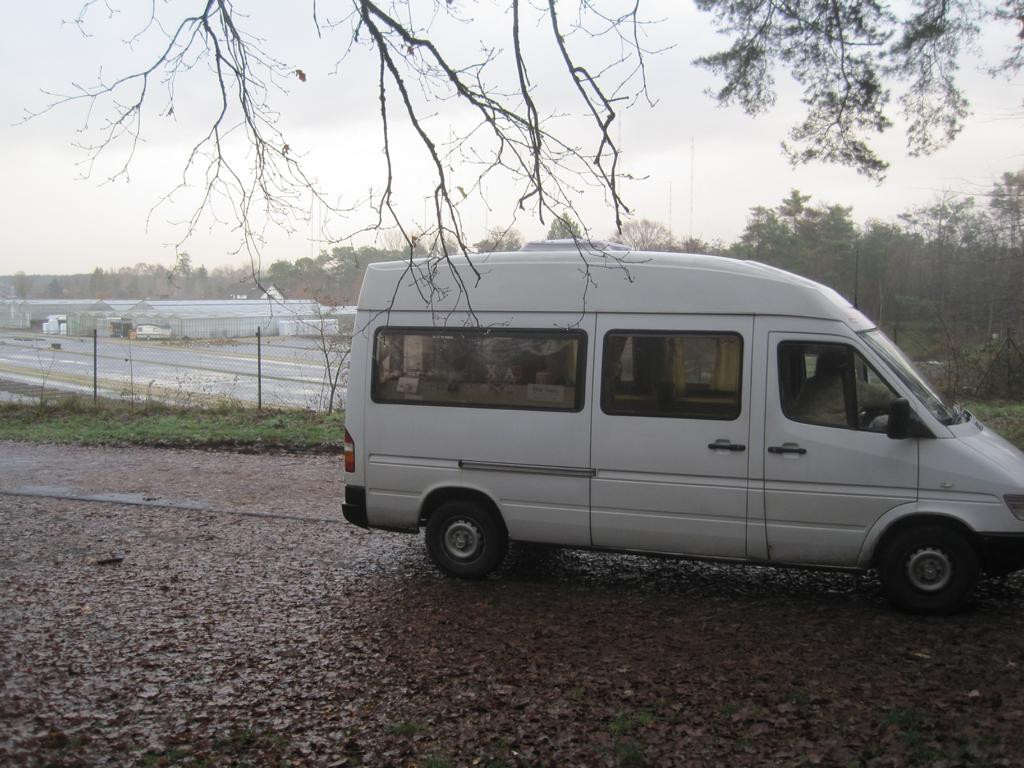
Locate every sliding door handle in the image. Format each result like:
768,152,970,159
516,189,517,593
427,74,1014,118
768,444,807,455
708,440,746,452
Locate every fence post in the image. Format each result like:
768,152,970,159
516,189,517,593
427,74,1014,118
1008,329,1014,393
93,329,98,403
257,326,262,410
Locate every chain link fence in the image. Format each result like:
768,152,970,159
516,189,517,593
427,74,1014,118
0,322,353,412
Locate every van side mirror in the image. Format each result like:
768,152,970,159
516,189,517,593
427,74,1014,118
887,398,912,440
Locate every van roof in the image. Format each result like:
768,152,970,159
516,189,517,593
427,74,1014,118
358,247,873,328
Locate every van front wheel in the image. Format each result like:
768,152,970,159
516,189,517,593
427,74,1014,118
425,500,507,579
879,525,978,614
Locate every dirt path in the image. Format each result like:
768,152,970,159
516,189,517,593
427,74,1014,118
2,442,1024,767
0,441,343,519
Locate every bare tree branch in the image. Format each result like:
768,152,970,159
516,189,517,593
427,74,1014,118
28,0,659,313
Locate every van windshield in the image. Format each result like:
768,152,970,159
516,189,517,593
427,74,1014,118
860,329,960,425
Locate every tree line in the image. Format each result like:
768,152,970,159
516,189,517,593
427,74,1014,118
10,169,1023,394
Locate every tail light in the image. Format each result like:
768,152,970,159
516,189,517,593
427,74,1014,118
344,429,356,473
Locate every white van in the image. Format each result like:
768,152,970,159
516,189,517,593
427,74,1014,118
342,242,1024,613
134,324,172,340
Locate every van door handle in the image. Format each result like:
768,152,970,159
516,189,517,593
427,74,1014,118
708,440,746,452
768,444,807,455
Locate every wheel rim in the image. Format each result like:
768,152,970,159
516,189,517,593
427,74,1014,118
443,518,483,561
906,547,953,592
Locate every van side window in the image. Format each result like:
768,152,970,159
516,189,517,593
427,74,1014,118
372,328,586,411
779,342,898,431
601,332,742,420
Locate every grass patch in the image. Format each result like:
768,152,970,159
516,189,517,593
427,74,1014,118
609,709,655,736
2,395,1020,457
881,707,941,764
614,740,650,768
0,397,344,453
388,721,425,737
212,727,290,754
609,709,654,768
966,401,1024,451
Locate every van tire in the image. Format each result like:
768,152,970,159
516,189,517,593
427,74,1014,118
425,500,507,579
878,524,978,614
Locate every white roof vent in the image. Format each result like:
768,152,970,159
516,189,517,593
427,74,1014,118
519,238,630,253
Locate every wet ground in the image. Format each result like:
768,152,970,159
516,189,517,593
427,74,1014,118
2,442,1024,766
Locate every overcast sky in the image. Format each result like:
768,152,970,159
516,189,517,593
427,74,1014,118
1,1,1021,276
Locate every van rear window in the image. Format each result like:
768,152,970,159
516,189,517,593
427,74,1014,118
372,328,586,411
602,331,743,420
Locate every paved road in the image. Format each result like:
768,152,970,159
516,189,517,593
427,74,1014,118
0,331,348,408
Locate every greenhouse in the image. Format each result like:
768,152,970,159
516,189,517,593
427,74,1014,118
0,298,350,339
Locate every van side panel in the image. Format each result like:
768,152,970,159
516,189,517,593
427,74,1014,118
758,321,918,566
363,311,595,546
590,314,754,558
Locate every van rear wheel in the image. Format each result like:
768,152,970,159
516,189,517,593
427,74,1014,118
425,500,507,579
878,524,978,614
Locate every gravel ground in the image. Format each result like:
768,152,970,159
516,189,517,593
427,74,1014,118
0,441,343,519
3,442,1024,767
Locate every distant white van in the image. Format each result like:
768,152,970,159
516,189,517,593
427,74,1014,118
134,324,172,340
342,241,1024,613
